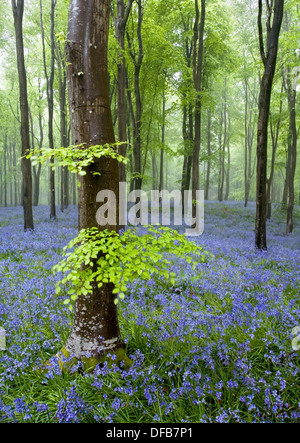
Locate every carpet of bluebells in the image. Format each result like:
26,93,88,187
0,201,299,423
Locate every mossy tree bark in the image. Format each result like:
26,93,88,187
63,0,125,367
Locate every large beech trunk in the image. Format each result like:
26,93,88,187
64,0,123,361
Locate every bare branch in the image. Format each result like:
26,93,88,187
258,0,266,65
124,0,134,26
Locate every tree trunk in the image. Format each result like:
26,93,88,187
285,67,297,234
218,79,228,202
64,0,123,364
181,104,193,208
56,36,69,211
29,106,43,207
113,0,134,184
192,0,205,217
11,0,34,231
243,74,257,208
267,79,283,219
127,0,144,191
225,115,231,201
3,134,7,207
255,0,284,250
159,91,166,192
40,0,57,220
205,108,211,200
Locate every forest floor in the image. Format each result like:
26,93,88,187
0,201,299,423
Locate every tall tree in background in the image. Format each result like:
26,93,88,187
112,0,134,184
127,0,144,191
282,10,298,234
11,0,34,231
40,0,57,220
266,78,284,219
63,0,123,362
284,65,297,234
243,72,258,208
192,0,205,216
55,33,69,212
255,0,284,250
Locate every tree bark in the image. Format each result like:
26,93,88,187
29,104,43,207
113,0,134,184
40,0,57,220
64,0,123,363
3,134,7,207
55,36,69,211
204,108,211,200
267,78,283,219
225,114,231,201
285,67,297,234
127,0,144,191
243,74,257,208
255,0,284,250
192,0,205,217
11,0,34,231
159,91,166,192
218,79,228,202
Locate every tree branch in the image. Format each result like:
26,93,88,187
124,0,134,26
258,0,266,65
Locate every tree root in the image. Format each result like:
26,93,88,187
38,346,133,375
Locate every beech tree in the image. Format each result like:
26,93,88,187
62,0,123,364
11,0,34,231
112,0,134,184
40,0,57,220
127,0,144,191
255,0,284,250
192,0,206,215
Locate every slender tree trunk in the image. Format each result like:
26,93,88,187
3,134,7,207
159,91,166,192
127,0,144,191
244,75,257,208
217,115,224,202
40,0,57,220
56,37,69,211
267,79,283,219
192,0,205,217
11,0,34,231
205,108,211,200
225,115,231,201
255,0,284,250
181,104,193,207
218,79,228,202
12,141,18,206
113,0,134,184
181,20,194,207
29,107,43,207
285,67,297,234
64,0,123,363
